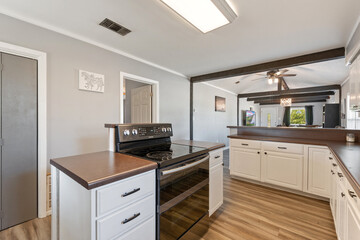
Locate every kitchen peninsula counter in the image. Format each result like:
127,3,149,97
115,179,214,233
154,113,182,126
227,126,360,197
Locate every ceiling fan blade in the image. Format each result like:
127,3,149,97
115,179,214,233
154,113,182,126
255,73,266,76
276,69,288,75
251,77,267,81
279,74,297,77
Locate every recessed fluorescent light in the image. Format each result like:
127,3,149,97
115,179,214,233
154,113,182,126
161,0,237,33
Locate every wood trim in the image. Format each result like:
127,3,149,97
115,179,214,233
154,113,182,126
247,91,335,102
190,82,194,140
255,96,329,104
281,77,289,90
191,48,345,82
238,84,341,98
258,99,327,105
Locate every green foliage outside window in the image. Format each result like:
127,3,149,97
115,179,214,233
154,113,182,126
290,109,306,125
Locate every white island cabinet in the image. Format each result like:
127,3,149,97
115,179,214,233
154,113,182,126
209,148,224,216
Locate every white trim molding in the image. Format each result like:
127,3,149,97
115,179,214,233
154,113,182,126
202,82,237,95
0,41,48,218
120,72,160,123
0,9,187,79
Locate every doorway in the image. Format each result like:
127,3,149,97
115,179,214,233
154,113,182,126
261,107,278,127
120,72,159,123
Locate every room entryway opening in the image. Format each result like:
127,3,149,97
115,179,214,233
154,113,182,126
120,72,159,123
260,107,278,127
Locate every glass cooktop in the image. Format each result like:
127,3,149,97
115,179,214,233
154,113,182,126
123,143,208,168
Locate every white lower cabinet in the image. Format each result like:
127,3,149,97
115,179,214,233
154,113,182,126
336,180,347,240
209,149,224,216
261,151,303,191
230,147,261,181
346,200,360,240
307,147,331,197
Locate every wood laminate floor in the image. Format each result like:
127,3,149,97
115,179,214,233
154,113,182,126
0,169,336,240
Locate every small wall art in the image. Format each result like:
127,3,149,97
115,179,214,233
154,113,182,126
215,96,226,112
79,69,105,93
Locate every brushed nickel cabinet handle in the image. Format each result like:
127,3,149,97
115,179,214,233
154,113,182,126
241,143,249,146
278,147,287,150
122,188,140,197
122,213,140,224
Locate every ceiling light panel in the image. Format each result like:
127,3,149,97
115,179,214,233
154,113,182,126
161,0,237,33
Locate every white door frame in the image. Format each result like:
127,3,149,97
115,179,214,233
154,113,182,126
120,72,159,123
0,41,47,218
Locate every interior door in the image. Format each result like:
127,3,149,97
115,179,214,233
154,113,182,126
1,53,38,230
260,107,278,127
131,85,152,123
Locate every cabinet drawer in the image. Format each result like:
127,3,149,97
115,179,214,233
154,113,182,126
263,142,303,154
97,194,155,240
115,216,155,240
96,170,155,217
230,139,261,149
210,149,223,168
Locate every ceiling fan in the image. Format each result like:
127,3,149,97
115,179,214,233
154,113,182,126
234,69,297,85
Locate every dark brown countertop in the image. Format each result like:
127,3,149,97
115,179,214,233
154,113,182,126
50,151,157,190
228,134,360,197
173,140,225,151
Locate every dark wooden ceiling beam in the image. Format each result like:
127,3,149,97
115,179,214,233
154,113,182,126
238,84,340,98
254,96,329,104
258,98,328,105
247,91,335,102
190,48,345,82
281,77,289,90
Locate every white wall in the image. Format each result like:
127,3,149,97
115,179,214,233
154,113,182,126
0,14,190,170
193,83,237,147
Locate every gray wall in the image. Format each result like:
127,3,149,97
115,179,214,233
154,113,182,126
124,79,148,123
0,14,190,170
193,83,237,147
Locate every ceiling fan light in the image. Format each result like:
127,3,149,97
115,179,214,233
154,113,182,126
161,0,237,33
268,78,273,84
274,78,279,83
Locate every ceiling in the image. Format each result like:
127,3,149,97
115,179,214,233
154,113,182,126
208,58,349,94
0,0,359,78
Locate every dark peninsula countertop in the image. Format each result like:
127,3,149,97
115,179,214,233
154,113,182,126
228,134,360,197
172,140,225,151
50,151,157,190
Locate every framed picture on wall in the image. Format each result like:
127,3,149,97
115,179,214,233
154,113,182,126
215,96,226,112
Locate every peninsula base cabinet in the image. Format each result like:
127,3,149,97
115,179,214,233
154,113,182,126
51,168,156,240
209,149,224,216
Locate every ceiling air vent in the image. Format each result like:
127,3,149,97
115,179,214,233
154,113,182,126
99,18,131,36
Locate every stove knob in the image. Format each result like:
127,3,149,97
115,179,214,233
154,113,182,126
132,129,138,135
167,127,172,132
123,129,130,136
161,127,167,133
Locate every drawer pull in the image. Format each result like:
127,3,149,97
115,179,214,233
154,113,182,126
331,170,335,175
277,147,287,150
215,156,221,159
337,172,343,178
257,151,260,154
264,152,268,155
332,163,337,167
241,143,249,146
122,212,141,224
122,188,140,197
348,190,357,198
329,157,333,160
341,192,345,197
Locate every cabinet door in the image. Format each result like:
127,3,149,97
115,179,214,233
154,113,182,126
336,181,347,240
230,147,261,181
308,147,331,197
330,168,337,216
346,200,360,240
262,151,303,191
209,163,223,216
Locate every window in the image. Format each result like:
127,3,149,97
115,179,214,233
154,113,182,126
290,107,306,125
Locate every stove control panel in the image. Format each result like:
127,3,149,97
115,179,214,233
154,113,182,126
115,123,173,142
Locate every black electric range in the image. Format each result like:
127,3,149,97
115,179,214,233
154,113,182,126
114,123,210,240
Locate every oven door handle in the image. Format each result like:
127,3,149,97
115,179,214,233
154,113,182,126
161,155,210,176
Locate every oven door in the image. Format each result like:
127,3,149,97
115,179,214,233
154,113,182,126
158,154,209,240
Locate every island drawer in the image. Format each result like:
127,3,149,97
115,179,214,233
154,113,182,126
262,142,303,154
115,216,155,240
230,139,261,149
210,149,223,167
96,170,155,217
97,194,155,240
